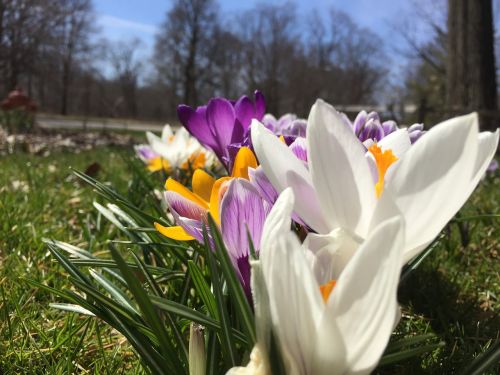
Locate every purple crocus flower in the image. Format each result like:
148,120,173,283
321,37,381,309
262,113,307,137
134,144,158,161
220,179,270,298
177,91,265,172
163,177,270,299
345,110,426,145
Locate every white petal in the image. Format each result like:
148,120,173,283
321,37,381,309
226,346,270,375
161,124,174,142
403,128,498,263
327,216,404,374
249,261,272,372
259,188,295,253
377,128,411,159
251,120,329,233
386,112,479,260
470,130,499,190
308,100,377,238
303,229,362,283
147,131,173,162
310,312,347,375
260,189,323,374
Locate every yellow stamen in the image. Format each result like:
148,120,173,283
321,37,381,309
319,280,337,302
231,147,258,179
147,157,170,172
368,144,398,198
155,222,194,241
165,178,209,209
192,169,216,202
279,135,286,144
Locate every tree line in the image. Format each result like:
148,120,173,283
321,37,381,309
0,0,388,121
0,0,497,130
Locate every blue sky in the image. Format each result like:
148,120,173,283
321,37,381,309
94,0,420,51
92,0,455,83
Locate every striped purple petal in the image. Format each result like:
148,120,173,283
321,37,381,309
359,118,384,142
220,179,269,297
164,191,206,243
164,191,206,221
382,120,397,135
289,137,308,162
248,166,279,205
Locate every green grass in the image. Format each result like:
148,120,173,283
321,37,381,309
0,148,498,374
0,148,145,374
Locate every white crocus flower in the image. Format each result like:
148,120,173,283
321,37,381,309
146,124,214,170
251,100,499,264
229,189,404,375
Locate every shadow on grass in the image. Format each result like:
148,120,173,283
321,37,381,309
386,266,499,374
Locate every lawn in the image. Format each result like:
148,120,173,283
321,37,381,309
0,146,498,374
0,148,145,373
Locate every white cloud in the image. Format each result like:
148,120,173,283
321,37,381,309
98,14,158,35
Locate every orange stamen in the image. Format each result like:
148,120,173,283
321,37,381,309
368,144,398,198
319,279,337,302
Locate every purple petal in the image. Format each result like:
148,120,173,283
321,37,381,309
248,166,279,205
234,95,255,132
359,118,384,142
289,137,308,162
135,145,157,161
367,111,380,122
236,254,252,299
382,120,397,136
409,129,426,144
176,216,206,243
353,110,367,135
225,143,243,173
254,90,266,120
261,114,277,132
207,98,236,159
286,119,307,137
277,113,297,129
164,191,206,221
408,123,424,132
220,179,267,260
231,120,245,145
163,194,205,243
177,105,218,151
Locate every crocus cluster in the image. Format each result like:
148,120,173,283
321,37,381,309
134,124,214,172
143,91,498,374
343,110,426,145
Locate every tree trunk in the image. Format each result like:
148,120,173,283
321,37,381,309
60,58,71,115
447,0,498,130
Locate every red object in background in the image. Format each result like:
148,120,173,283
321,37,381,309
1,87,37,112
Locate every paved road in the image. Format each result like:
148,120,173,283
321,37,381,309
36,115,166,132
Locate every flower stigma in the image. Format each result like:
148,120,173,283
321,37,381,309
319,279,337,302
368,144,398,198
